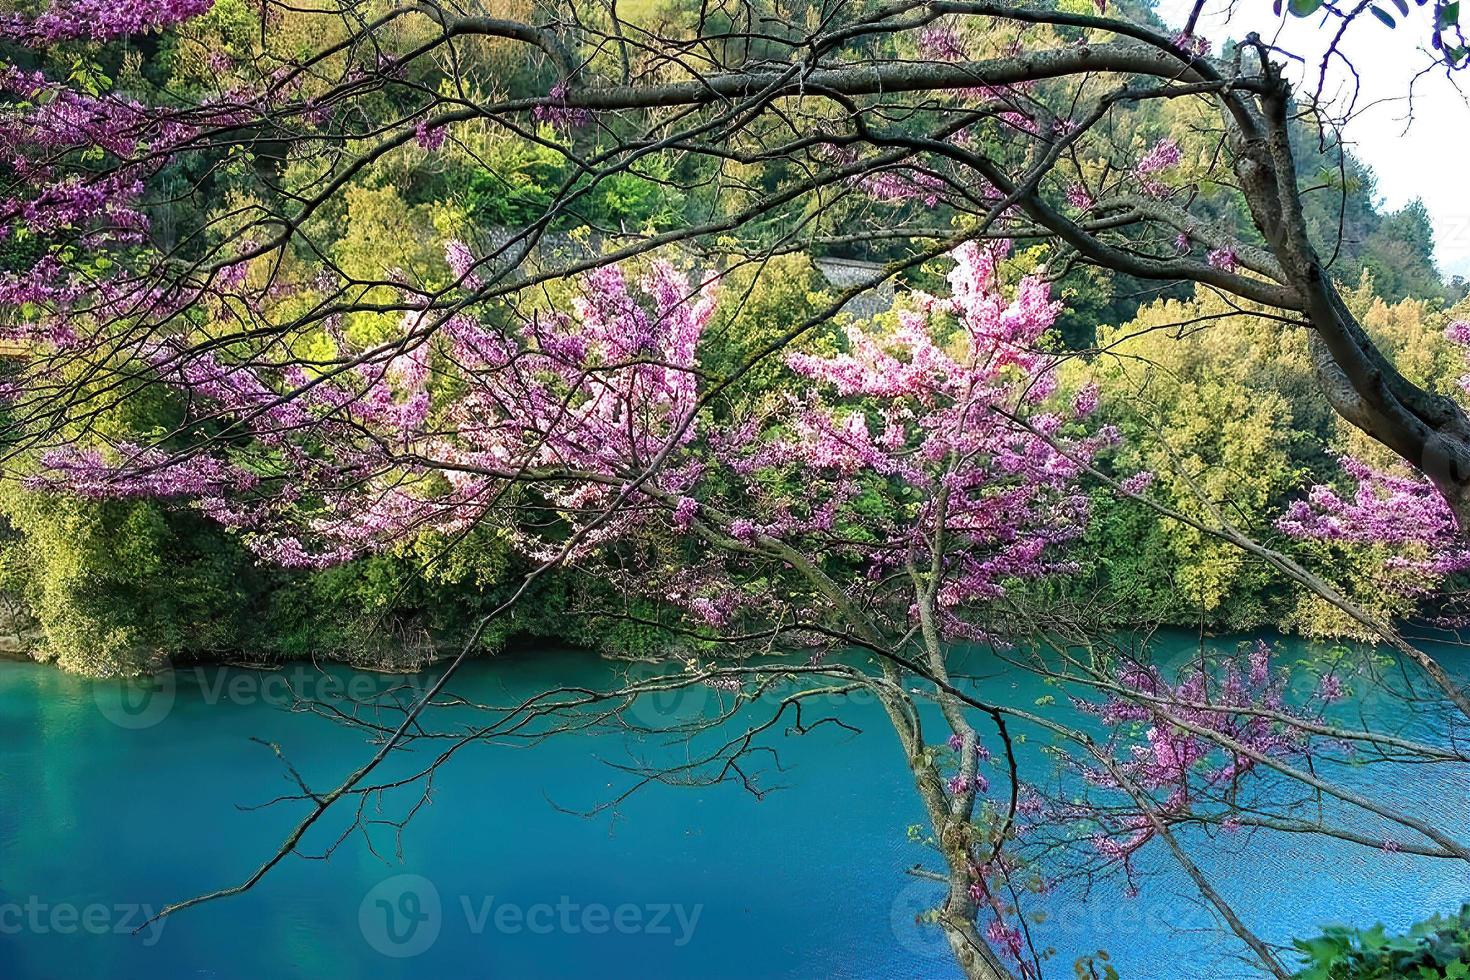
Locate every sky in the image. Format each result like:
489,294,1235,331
1155,0,1470,279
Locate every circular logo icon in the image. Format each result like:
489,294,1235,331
359,874,442,958
93,671,177,730
890,878,952,959
623,660,711,727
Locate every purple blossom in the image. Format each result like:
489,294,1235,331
444,239,481,287
2,0,213,46
533,82,592,131
1120,471,1155,494
415,120,446,151
673,496,699,530
917,24,968,61
1171,31,1212,57
1207,248,1238,272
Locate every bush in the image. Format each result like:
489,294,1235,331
1294,906,1470,979
0,487,261,675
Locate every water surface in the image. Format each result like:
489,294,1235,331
1,633,1467,978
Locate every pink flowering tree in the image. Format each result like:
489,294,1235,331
16,218,1105,973
2,0,1469,531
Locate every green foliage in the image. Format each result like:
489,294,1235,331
1060,289,1329,628
460,138,566,227
583,164,685,230
1058,282,1470,634
1294,906,1470,979
0,486,259,675
699,252,834,406
456,137,686,232
1073,950,1120,980
1361,202,1447,304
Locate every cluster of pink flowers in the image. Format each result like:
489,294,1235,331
1135,138,1182,176
852,166,949,207
917,23,968,61
532,82,592,131
1,0,212,45
0,56,236,355
1447,319,1470,391
1206,247,1238,272
1070,640,1329,885
1171,31,1212,57
711,241,1104,637
1119,470,1155,494
28,444,257,500
1278,319,1470,594
415,121,447,151
1278,456,1470,584
444,240,482,287
1134,138,1182,198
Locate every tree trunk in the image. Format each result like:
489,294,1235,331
1230,69,1470,531
940,892,1015,980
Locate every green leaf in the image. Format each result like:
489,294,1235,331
1370,5,1399,25
1288,0,1325,15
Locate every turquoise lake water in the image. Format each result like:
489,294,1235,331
2,633,1469,979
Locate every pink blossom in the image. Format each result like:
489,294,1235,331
1171,31,1212,56
444,240,481,287
415,120,446,151
533,82,592,130
673,496,699,530
917,24,968,61
1072,382,1100,418
1120,471,1155,494
1207,248,1238,272
3,0,213,46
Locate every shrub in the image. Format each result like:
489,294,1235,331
1294,906,1470,979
